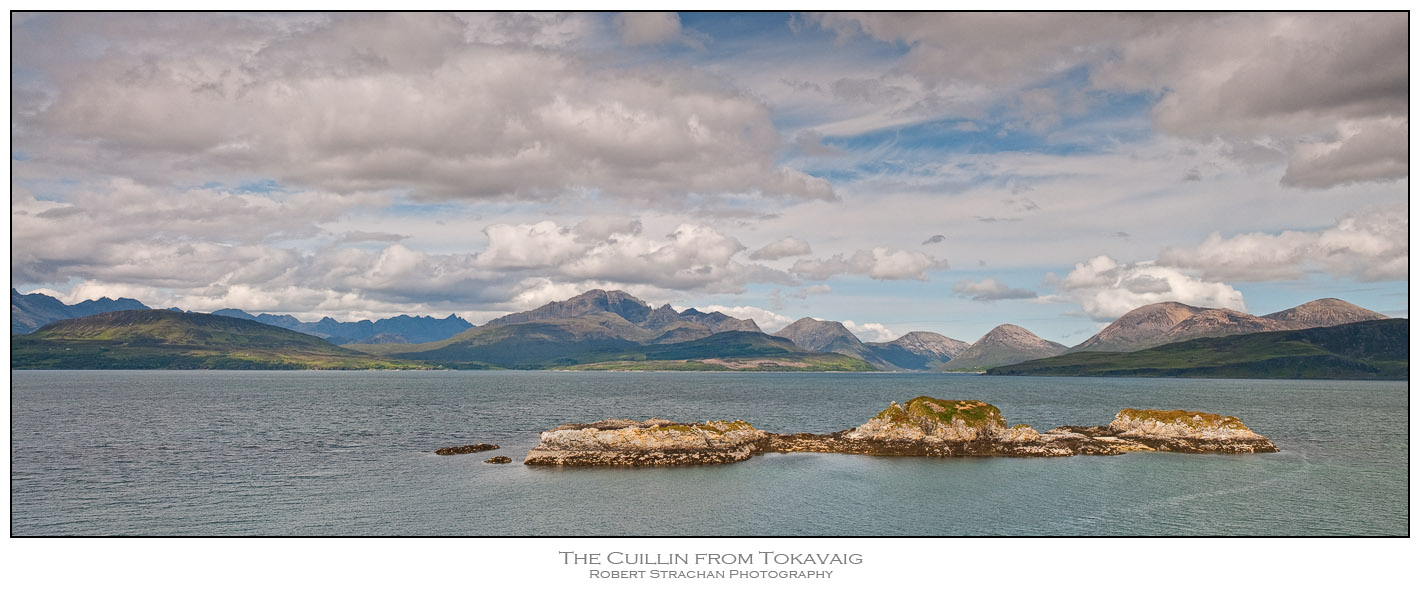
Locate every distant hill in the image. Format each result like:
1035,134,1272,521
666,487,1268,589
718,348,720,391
11,288,149,334
1262,298,1389,328
989,319,1407,379
865,331,969,370
11,310,429,370
1071,298,1388,353
474,289,760,345
352,312,649,369
772,317,903,370
1070,302,1207,352
564,331,876,372
937,324,1067,370
350,319,871,371
210,308,472,344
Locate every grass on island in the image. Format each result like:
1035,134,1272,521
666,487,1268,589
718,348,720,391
874,396,1004,427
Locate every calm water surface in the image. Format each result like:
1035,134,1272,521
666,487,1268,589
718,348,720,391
10,371,1408,536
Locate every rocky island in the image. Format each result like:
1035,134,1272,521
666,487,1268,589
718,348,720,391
523,396,1277,466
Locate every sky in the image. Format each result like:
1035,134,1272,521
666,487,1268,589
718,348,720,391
9,11,1410,345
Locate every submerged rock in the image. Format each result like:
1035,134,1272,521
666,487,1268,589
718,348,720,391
485,456,512,464
435,443,499,455
523,418,769,466
523,398,1278,466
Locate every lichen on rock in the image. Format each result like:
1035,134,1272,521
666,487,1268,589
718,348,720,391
1108,408,1258,438
1101,408,1277,453
524,418,768,466
848,397,1009,442
521,398,1279,466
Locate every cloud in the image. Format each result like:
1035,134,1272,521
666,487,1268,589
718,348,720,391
952,278,1038,301
793,284,832,299
614,12,700,49
337,231,407,243
1157,202,1408,282
1281,117,1409,188
842,320,896,342
749,237,813,260
805,12,1408,188
793,130,845,157
1054,256,1247,321
921,234,946,245
790,248,948,280
15,13,832,202
695,304,793,333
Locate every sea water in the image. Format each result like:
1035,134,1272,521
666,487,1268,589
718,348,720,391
9,370,1408,536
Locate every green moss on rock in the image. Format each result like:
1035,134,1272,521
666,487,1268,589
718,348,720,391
874,396,1005,428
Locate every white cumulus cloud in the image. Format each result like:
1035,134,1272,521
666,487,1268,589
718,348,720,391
1055,256,1246,321
1157,202,1408,282
842,320,897,342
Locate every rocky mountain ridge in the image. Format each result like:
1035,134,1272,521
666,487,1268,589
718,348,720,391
11,288,149,334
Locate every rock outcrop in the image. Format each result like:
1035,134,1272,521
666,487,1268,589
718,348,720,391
435,443,499,455
524,397,1278,465
523,418,769,466
484,456,513,464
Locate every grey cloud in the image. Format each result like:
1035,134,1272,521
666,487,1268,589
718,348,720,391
614,12,695,48
831,77,911,105
951,278,1038,301
338,231,407,243
1281,118,1409,188
807,12,1408,189
921,234,946,245
16,13,834,203
749,237,813,261
791,248,947,281
1121,275,1171,294
793,130,845,157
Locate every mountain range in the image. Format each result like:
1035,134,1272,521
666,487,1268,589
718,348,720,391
1069,298,1388,353
12,288,472,345
11,310,428,370
11,288,149,334
10,287,1397,374
990,319,1407,380
209,308,471,345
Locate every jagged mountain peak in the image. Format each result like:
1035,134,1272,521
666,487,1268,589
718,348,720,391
484,289,651,327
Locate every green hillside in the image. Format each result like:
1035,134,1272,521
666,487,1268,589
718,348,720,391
987,319,1407,379
564,331,877,371
349,321,875,371
12,310,432,370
